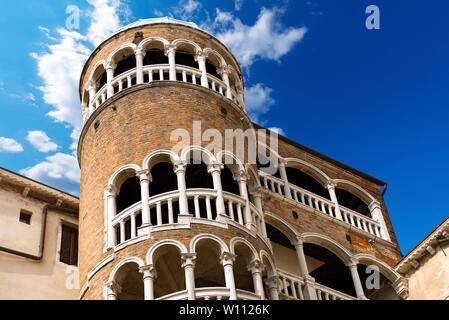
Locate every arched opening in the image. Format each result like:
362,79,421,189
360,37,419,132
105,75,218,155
149,162,178,197
184,153,216,220
357,264,401,300
257,153,281,179
142,40,169,81
206,52,223,81
233,242,255,293
114,262,144,300
148,162,179,225
286,167,330,200
115,176,142,243
221,165,240,195
174,42,199,82
261,255,277,299
194,239,226,289
336,188,371,217
303,243,355,297
91,64,106,92
266,224,300,276
153,245,186,299
116,177,141,213
113,50,136,78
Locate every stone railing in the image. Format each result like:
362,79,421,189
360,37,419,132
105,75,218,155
87,63,243,122
111,188,265,246
277,270,356,301
314,282,356,300
259,172,382,238
156,287,260,300
277,270,305,300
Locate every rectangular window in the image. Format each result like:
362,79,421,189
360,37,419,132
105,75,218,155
19,210,32,225
60,225,78,266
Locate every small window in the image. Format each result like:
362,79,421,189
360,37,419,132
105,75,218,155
60,225,78,266
19,210,32,225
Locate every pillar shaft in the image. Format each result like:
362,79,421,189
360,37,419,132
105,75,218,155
221,252,237,300
208,164,226,217
135,49,144,84
327,182,343,220
174,162,189,216
278,161,291,198
182,254,197,300
348,261,366,299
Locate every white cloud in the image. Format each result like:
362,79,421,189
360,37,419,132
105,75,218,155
27,131,58,153
20,153,80,194
172,0,202,21
207,7,307,69
153,9,164,17
9,92,35,102
268,127,285,136
245,83,275,121
86,0,125,47
234,0,244,11
30,28,89,140
0,137,23,153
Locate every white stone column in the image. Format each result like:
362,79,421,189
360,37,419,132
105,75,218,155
181,253,197,300
137,170,152,236
218,67,232,99
106,280,121,300
106,62,115,98
293,237,317,300
234,170,255,229
326,181,343,220
347,259,366,299
248,259,266,300
174,161,190,217
369,201,391,241
81,103,89,124
135,48,144,85
166,45,177,81
196,52,209,88
140,265,157,300
220,252,237,300
87,80,96,115
264,277,280,300
278,160,292,199
250,188,267,237
208,162,226,219
105,185,118,249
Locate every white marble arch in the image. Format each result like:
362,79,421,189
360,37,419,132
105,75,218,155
264,212,299,245
189,233,230,254
142,149,180,171
260,249,278,277
180,145,218,165
171,38,202,55
300,232,353,265
137,36,170,51
108,256,145,283
107,42,138,65
332,179,376,205
203,48,226,68
284,157,331,187
108,164,142,189
146,239,188,265
230,237,258,259
353,253,401,284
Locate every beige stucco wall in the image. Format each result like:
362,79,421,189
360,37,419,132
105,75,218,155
0,185,79,300
405,244,449,300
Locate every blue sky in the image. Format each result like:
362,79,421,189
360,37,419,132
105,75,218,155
0,0,448,254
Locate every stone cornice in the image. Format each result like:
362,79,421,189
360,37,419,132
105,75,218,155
395,216,449,274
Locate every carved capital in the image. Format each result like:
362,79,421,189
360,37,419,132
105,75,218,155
207,162,224,174
233,169,249,183
104,184,118,197
368,200,382,212
137,169,152,183
107,280,122,295
247,259,265,274
140,264,157,280
220,252,236,267
181,253,197,269
326,181,337,190
164,44,176,56
173,161,187,174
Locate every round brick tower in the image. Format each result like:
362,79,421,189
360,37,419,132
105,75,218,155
77,18,275,300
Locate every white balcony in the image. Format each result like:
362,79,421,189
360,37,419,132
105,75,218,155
86,63,243,124
259,171,384,239
156,287,260,301
111,188,266,247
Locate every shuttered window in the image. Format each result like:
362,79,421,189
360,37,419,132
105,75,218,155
60,225,78,266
